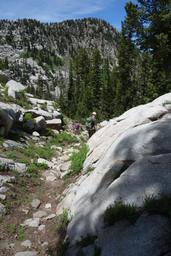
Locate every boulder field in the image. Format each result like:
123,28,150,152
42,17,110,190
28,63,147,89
60,93,171,255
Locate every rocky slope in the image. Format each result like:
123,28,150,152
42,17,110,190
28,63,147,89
0,85,88,255
0,18,118,98
60,93,171,255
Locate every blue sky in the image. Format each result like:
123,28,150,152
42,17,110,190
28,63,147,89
0,0,137,30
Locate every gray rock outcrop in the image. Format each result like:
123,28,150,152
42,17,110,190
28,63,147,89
0,157,27,173
60,93,171,255
0,102,23,136
6,80,26,99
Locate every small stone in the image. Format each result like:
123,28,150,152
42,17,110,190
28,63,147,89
56,147,63,153
32,131,40,137
50,145,58,150
32,137,40,142
22,208,29,215
45,203,51,209
0,202,6,217
60,155,70,162
38,225,45,231
60,162,71,172
41,241,48,247
37,158,52,168
3,140,25,149
33,210,47,218
21,240,32,248
15,251,37,256
52,130,59,135
31,199,41,209
60,170,71,179
52,157,57,162
46,174,56,182
9,243,15,248
0,194,6,200
15,163,27,174
0,175,15,186
0,187,8,193
23,218,40,228
44,214,56,220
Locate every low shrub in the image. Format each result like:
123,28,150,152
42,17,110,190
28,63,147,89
104,201,138,226
23,112,33,122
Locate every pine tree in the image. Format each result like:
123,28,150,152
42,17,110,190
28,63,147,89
90,49,102,113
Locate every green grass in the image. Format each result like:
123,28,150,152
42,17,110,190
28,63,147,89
49,132,78,145
23,144,54,160
3,89,32,109
144,195,171,217
17,225,25,241
70,144,88,174
56,209,69,233
6,224,28,243
21,132,78,161
5,151,18,160
47,208,70,256
27,162,48,175
6,223,17,235
0,137,4,145
23,112,33,122
104,201,138,226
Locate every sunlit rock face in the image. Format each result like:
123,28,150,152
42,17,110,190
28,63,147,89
60,93,171,255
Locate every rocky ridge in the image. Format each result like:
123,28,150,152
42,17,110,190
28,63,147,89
0,18,118,98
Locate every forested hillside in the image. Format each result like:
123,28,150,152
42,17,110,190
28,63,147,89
0,1,170,121
0,18,118,103
63,0,171,120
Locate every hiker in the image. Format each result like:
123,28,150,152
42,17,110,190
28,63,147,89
86,112,97,138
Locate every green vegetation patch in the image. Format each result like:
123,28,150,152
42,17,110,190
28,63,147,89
3,88,31,109
23,112,33,122
6,223,27,242
70,144,88,174
56,209,69,233
144,195,171,217
49,132,78,146
16,225,25,241
27,162,48,177
23,144,54,160
104,201,138,226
